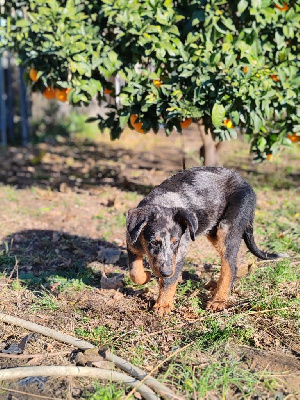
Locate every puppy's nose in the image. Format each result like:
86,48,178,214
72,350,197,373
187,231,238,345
161,270,173,278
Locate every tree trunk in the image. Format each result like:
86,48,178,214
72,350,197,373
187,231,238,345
197,120,223,167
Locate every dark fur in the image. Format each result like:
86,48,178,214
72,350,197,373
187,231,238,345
126,167,283,314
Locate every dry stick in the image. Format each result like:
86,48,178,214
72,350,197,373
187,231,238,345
102,350,184,400
0,351,71,359
0,386,64,400
0,312,178,400
125,342,193,400
0,312,94,350
0,366,158,400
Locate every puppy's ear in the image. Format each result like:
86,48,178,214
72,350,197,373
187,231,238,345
174,209,198,241
127,207,152,244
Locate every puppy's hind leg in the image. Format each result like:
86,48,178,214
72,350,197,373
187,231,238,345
206,222,241,311
127,248,151,285
206,188,254,311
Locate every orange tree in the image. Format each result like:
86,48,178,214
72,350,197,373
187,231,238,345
1,0,299,164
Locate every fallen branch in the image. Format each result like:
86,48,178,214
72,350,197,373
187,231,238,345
0,312,94,350
125,342,193,400
102,350,184,400
0,366,158,400
0,312,180,399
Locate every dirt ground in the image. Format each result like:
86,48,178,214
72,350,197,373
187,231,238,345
0,126,299,399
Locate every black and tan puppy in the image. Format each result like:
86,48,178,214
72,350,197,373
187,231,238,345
126,167,284,315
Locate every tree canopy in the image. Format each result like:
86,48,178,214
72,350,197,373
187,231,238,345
1,0,299,160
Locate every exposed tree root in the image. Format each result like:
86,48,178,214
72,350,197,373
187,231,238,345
0,312,182,400
0,366,158,400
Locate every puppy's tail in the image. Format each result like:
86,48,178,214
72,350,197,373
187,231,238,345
243,224,289,260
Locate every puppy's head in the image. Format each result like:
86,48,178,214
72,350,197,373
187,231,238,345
126,206,198,278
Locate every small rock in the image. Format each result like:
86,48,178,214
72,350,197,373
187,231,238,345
100,273,124,290
72,387,82,398
98,247,121,264
91,360,114,369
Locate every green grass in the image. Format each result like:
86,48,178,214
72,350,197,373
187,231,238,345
254,187,299,254
30,290,59,311
83,382,131,400
74,325,115,346
164,354,280,399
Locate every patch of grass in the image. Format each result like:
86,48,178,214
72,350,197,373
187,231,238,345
75,325,114,346
3,186,19,203
255,189,299,254
83,382,130,400
239,260,299,316
31,291,59,311
123,192,140,202
165,354,280,399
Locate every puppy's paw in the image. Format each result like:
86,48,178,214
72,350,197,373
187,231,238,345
206,298,227,312
153,301,174,316
130,270,151,285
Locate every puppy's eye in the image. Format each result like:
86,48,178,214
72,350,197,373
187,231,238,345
171,238,179,246
150,239,161,247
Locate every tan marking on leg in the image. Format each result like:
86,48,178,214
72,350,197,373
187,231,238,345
153,278,178,316
207,234,217,248
129,257,151,285
127,236,151,285
206,226,232,311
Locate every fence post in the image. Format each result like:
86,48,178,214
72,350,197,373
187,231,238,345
19,66,30,146
7,52,14,142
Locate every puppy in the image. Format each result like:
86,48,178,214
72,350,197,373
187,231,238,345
126,167,283,315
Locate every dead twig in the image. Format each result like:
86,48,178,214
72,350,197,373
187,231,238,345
0,386,63,400
125,342,193,400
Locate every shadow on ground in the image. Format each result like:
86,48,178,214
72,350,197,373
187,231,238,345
0,130,298,195
0,229,128,291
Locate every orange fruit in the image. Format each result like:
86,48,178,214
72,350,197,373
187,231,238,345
153,79,162,88
266,154,273,161
180,118,192,129
43,87,56,99
104,88,113,95
275,2,289,11
270,74,280,82
29,68,38,82
130,114,144,133
55,88,71,102
287,133,300,143
223,119,233,128
243,66,249,73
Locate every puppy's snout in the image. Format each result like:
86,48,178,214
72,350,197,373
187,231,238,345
161,270,173,278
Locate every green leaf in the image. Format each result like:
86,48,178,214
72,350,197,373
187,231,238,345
212,104,225,128
257,137,267,152
238,0,248,15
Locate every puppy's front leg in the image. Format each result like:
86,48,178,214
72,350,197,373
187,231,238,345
127,248,151,285
153,276,179,316
153,235,189,316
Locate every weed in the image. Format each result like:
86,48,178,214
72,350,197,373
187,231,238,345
83,382,130,400
31,291,59,311
75,325,113,346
